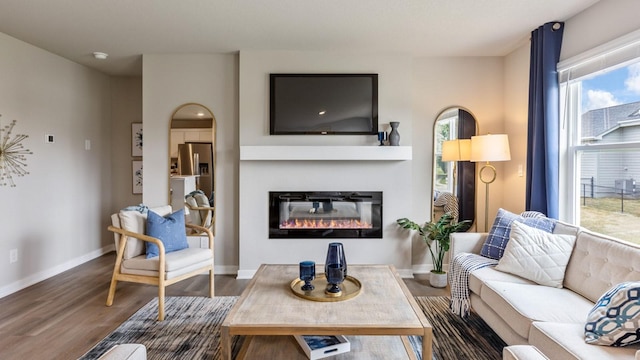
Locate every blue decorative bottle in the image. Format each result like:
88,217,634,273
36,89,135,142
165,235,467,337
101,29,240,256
324,242,347,296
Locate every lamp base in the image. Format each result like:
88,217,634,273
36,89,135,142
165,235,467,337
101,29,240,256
479,162,497,232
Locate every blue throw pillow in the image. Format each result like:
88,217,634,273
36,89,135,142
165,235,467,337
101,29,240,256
585,282,640,347
480,208,556,260
145,209,189,259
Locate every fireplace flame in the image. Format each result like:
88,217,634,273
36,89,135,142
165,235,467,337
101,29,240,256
280,218,372,229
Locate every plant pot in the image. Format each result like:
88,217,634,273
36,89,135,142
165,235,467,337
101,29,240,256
429,271,448,288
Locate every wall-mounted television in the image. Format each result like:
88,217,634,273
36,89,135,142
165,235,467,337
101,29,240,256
270,73,378,135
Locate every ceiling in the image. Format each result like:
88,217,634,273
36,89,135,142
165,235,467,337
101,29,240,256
0,0,599,76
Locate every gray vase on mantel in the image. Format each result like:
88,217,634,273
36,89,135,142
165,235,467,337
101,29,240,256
388,122,400,146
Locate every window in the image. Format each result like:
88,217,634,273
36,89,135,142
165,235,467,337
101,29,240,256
434,112,458,194
559,38,640,245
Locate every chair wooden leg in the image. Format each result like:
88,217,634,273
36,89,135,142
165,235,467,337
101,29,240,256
158,285,164,321
106,275,118,306
209,268,215,298
158,285,165,321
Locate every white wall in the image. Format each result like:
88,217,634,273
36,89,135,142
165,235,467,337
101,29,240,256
142,54,239,274
561,0,640,62
502,44,530,214
238,51,414,276
0,32,112,296
111,77,143,210
411,57,505,260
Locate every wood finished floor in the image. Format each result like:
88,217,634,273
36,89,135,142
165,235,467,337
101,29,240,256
0,253,448,359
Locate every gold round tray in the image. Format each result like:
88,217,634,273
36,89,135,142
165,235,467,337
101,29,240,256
290,274,362,302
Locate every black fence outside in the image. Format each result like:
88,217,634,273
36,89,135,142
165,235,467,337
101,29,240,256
581,177,638,213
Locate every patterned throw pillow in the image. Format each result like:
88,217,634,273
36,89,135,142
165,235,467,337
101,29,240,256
480,208,556,260
145,209,189,259
585,282,640,347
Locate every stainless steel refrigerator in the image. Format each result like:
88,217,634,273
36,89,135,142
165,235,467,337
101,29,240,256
177,142,214,202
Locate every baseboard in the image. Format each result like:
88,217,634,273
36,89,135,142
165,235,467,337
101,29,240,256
0,244,115,299
396,268,415,278
214,265,238,275
236,269,256,279
412,263,450,275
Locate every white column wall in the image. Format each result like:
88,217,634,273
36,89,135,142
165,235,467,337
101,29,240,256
238,51,414,277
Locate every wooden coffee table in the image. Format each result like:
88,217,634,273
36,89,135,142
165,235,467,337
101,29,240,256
221,264,432,359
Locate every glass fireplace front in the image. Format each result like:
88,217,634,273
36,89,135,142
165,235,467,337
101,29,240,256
269,191,382,238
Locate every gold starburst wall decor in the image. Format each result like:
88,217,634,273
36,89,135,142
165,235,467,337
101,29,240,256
0,115,33,187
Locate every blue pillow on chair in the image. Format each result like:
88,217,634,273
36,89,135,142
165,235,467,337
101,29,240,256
480,208,556,260
145,208,189,259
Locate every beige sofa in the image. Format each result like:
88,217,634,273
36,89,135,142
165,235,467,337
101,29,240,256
450,221,640,360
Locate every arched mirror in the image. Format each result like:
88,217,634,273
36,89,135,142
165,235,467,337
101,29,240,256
432,107,477,226
169,103,216,235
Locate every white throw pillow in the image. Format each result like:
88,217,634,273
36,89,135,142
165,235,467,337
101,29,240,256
495,221,577,288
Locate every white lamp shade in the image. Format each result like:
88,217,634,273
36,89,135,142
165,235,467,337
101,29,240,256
470,134,511,162
441,139,471,161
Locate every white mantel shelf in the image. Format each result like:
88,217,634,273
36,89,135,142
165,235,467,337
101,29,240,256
240,146,412,161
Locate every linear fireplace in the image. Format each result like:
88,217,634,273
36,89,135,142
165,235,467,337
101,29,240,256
269,191,383,238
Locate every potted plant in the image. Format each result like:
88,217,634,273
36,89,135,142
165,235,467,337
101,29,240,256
397,213,472,288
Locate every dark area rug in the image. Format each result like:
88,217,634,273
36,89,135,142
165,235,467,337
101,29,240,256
80,296,505,359
412,296,506,360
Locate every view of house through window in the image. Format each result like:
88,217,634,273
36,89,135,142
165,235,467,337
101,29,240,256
563,61,640,244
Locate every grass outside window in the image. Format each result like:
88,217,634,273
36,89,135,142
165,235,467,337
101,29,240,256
580,197,640,245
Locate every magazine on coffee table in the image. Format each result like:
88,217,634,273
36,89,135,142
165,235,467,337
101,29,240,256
294,335,350,360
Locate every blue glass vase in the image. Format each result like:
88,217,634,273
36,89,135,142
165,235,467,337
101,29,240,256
299,261,316,291
324,242,347,296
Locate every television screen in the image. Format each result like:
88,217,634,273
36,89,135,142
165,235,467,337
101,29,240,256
270,74,378,135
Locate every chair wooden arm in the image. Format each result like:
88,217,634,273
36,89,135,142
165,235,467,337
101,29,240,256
106,225,167,303
185,205,214,212
185,224,214,250
107,225,167,262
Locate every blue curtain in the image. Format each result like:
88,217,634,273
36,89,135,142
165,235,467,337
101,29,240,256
526,22,564,219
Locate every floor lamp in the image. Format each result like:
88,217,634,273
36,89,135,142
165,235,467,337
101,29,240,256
470,134,511,232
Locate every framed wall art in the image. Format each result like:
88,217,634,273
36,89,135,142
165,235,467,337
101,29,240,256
132,160,143,194
131,123,143,157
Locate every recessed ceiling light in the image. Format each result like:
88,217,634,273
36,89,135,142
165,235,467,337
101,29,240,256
318,110,327,116
93,52,108,60
196,112,205,117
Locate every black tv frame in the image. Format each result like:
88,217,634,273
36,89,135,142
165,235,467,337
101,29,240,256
269,73,379,135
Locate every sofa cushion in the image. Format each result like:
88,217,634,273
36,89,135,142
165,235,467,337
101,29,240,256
564,230,640,303
481,280,594,339
585,281,640,347
530,322,639,360
468,266,534,296
145,209,189,258
122,247,213,280
552,221,581,236
503,345,549,360
480,208,556,260
117,205,172,259
495,221,576,288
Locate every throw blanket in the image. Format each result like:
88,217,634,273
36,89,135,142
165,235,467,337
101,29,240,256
449,252,498,317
